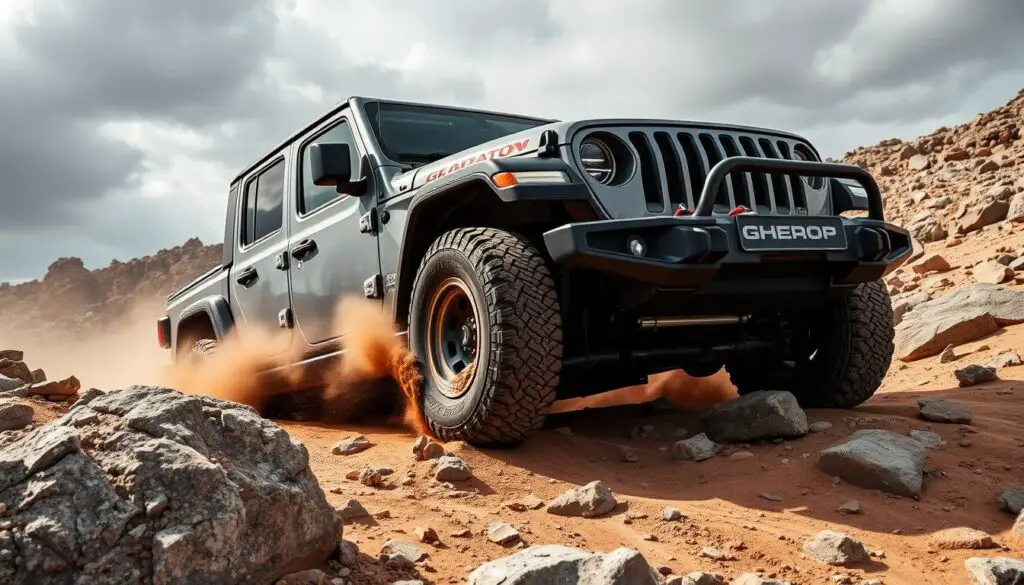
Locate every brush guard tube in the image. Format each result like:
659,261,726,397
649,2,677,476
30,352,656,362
543,157,911,290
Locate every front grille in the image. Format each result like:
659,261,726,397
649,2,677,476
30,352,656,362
616,129,814,216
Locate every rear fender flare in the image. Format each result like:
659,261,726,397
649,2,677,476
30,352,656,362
175,296,235,348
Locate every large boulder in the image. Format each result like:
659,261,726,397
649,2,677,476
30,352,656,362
817,429,926,497
467,544,661,585
699,391,808,443
964,557,1024,584
0,385,339,585
894,284,1024,361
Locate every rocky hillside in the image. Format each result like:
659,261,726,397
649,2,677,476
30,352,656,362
841,88,1024,244
0,237,221,341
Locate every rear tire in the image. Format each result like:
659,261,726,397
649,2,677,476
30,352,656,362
191,338,218,357
409,227,563,446
728,279,894,409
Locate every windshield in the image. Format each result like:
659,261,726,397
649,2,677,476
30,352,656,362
364,101,550,165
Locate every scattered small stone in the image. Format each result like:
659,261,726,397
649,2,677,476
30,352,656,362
379,540,426,562
759,492,782,502
631,424,657,439
671,433,718,462
809,421,833,433
546,480,617,518
336,499,370,521
990,350,1023,368
412,435,445,461
661,507,684,521
331,434,372,456
414,526,439,544
700,391,809,443
999,488,1024,515
732,575,792,585
939,344,958,363
450,528,471,538
466,545,661,585
674,571,725,585
908,429,946,449
803,530,869,566
0,398,33,432
701,547,735,561
917,398,973,424
954,364,998,387
729,451,754,461
433,456,472,482
275,569,333,585
964,557,1024,585
837,500,861,514
929,527,997,550
818,429,926,497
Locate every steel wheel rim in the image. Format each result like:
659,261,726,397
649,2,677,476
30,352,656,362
425,277,480,398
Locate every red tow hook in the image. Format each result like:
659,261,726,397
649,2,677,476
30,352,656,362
673,204,693,217
728,205,753,216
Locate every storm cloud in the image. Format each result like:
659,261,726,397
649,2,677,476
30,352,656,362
1,0,1023,281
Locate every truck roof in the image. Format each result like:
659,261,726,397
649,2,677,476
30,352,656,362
230,96,556,185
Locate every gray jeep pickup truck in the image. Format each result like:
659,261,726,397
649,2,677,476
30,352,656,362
157,96,912,446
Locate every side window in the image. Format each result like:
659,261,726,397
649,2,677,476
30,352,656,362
300,120,359,215
240,158,286,246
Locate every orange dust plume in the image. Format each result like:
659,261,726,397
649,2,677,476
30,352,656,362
162,295,429,437
320,296,429,436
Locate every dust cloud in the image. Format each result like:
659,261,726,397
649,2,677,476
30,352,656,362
164,295,430,436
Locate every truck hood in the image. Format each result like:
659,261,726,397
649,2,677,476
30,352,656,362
389,117,815,193
391,122,565,193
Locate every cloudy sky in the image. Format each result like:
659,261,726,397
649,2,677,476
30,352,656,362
1,0,1023,283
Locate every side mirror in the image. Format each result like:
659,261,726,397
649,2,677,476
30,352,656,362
310,143,353,187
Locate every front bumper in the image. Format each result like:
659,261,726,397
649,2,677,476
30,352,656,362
542,157,912,290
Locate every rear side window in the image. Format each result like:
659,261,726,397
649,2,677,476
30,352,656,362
241,158,286,245
299,119,360,215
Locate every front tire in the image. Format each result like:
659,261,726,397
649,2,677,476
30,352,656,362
409,227,563,446
728,280,894,409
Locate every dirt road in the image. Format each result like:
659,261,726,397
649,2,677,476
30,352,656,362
278,316,1023,585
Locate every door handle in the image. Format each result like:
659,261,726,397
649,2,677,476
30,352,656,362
291,238,318,260
236,267,258,287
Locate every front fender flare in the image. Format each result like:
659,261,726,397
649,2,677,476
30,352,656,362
391,157,595,328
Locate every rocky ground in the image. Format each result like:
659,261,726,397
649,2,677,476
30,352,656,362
2,91,1024,584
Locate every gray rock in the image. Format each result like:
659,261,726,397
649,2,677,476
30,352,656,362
891,291,931,326
0,398,32,431
908,429,946,449
0,350,23,361
0,359,31,384
486,522,521,545
412,435,445,460
894,284,1024,361
918,398,973,424
467,544,660,585
955,364,999,387
546,480,617,518
0,374,23,393
661,506,683,521
1015,511,1023,542
699,391,808,443
802,530,869,565
0,385,339,585
671,433,718,462
930,527,997,550
964,557,1024,585
999,488,1024,515
433,455,472,481
331,434,372,455
731,574,792,585
990,350,1023,368
817,429,926,497
336,498,370,521
674,572,725,585
380,539,426,562
808,421,833,433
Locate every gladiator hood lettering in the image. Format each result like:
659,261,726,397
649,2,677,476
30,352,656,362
423,138,532,183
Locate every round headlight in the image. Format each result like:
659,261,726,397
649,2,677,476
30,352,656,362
792,146,824,189
579,138,616,184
